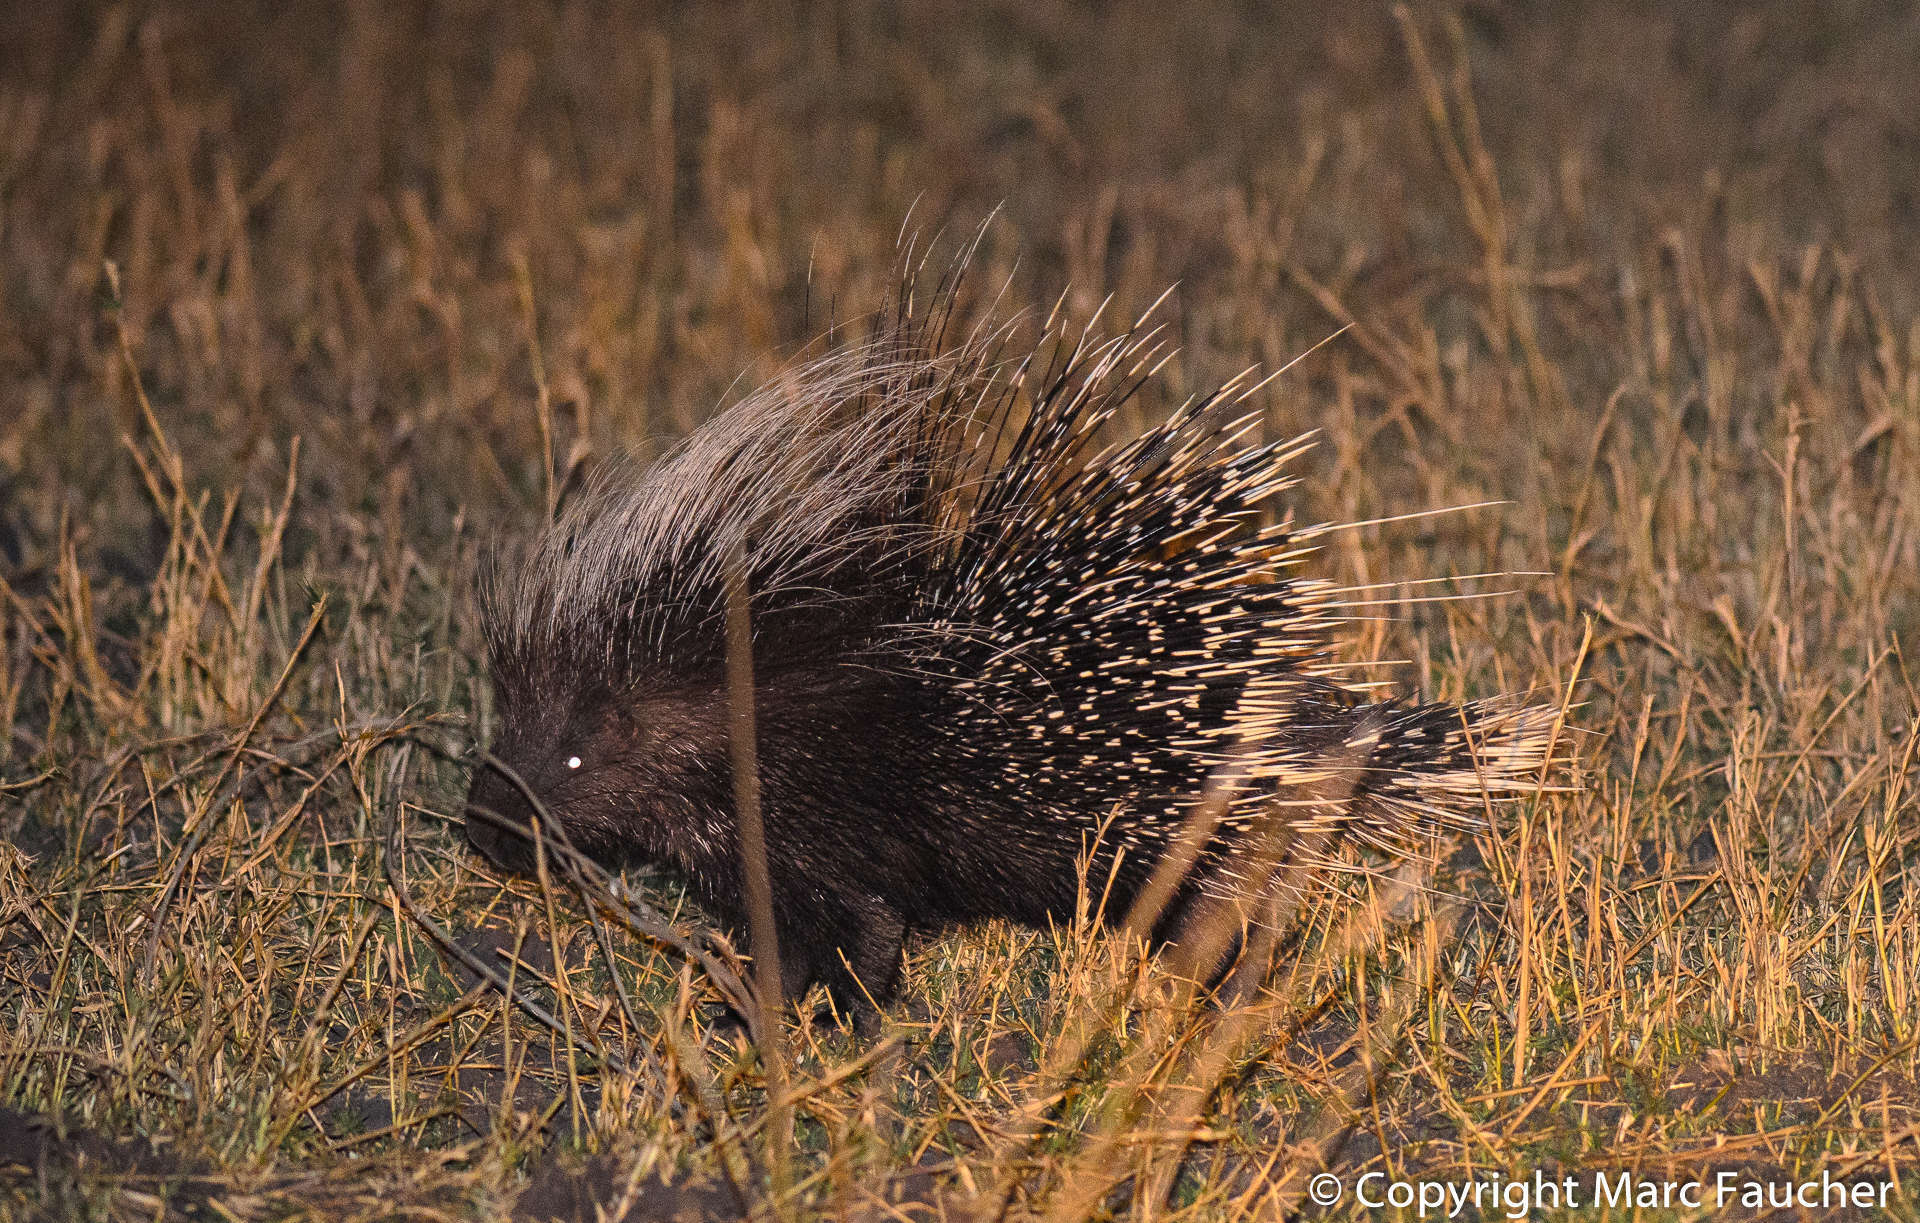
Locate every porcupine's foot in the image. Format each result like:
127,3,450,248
703,894,907,1038
794,896,907,1036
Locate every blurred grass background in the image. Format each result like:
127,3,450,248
1,1,1917,1219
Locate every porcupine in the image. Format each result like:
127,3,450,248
463,288,1559,1012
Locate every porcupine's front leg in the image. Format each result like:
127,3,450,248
774,889,907,1021
828,896,908,1011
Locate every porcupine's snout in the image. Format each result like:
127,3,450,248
463,763,543,876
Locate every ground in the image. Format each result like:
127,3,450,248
1,1,1918,1219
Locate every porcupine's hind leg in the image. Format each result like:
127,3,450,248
1147,878,1260,1002
1142,712,1390,1000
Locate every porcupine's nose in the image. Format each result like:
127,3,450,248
463,766,542,876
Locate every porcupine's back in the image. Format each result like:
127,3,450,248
467,292,1559,1003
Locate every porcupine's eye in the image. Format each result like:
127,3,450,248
565,755,582,770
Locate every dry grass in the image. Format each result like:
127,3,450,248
2,1,1918,1219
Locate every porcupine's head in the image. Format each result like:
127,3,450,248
461,583,733,878
462,339,963,878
